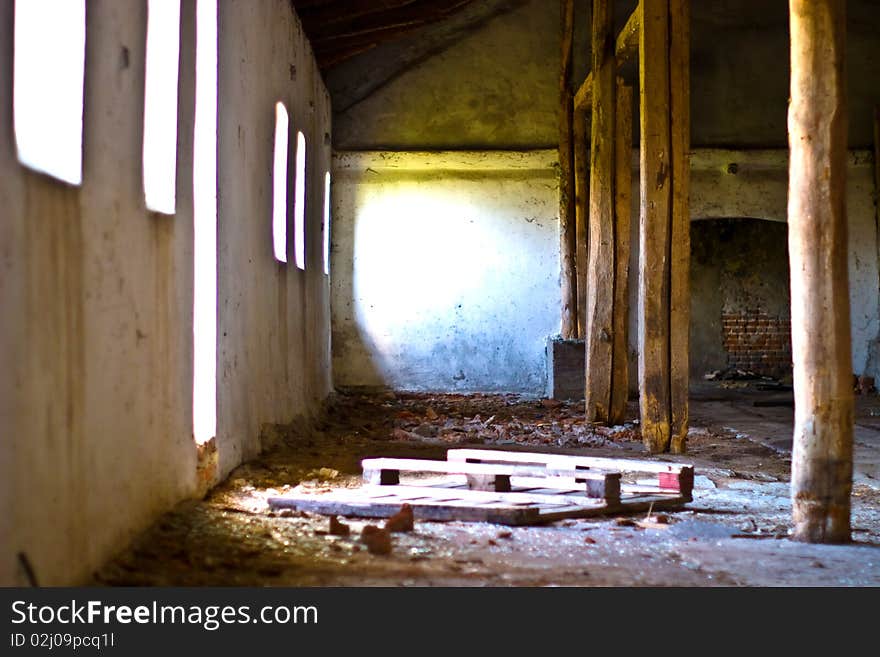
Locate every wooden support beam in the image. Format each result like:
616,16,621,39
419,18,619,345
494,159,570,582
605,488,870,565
668,0,690,453
616,1,642,66
874,106,880,228
787,0,852,543
609,79,633,425
574,72,594,113
574,109,590,338
559,0,578,339
573,2,642,111
585,0,616,422
638,0,672,453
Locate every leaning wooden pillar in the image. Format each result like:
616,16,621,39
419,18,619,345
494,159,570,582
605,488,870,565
609,79,632,425
559,0,578,339
874,106,880,234
574,109,590,339
668,0,690,453
585,0,616,422
638,0,672,452
788,0,853,543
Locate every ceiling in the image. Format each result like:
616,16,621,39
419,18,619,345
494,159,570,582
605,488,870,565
290,0,479,70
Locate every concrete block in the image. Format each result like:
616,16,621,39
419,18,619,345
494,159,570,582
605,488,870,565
546,336,585,400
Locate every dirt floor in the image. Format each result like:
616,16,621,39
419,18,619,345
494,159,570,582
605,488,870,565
93,385,880,586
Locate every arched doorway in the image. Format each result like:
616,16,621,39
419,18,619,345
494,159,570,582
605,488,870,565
690,217,792,380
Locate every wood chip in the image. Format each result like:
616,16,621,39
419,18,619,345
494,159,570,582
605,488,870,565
384,504,414,533
361,525,392,555
329,516,350,536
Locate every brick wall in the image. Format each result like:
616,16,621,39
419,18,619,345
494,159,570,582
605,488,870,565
721,311,792,377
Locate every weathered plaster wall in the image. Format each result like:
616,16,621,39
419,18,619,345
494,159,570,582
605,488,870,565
688,150,879,380
332,0,880,150
690,218,791,377
332,0,561,150
691,0,880,148
331,151,559,393
334,149,879,394
217,0,333,477
0,0,332,585
0,1,197,585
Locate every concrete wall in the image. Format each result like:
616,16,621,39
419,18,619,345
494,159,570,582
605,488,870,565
332,0,880,150
217,0,333,477
690,218,791,377
688,150,879,380
0,0,197,586
334,149,880,395
332,0,561,151
331,150,559,393
0,0,332,585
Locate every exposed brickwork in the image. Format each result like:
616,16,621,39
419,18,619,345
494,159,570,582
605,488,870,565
722,311,792,378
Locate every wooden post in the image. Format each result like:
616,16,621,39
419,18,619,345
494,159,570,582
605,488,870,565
638,0,671,452
574,109,589,339
609,79,632,425
668,0,690,453
585,0,616,422
559,0,578,339
873,106,880,235
788,0,853,543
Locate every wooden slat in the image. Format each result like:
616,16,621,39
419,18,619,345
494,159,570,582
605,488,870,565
610,79,633,425
638,0,672,453
362,457,621,501
360,457,617,482
585,0,616,423
447,448,692,476
447,449,694,499
364,484,607,507
668,0,690,453
268,485,689,525
572,2,642,111
268,494,542,525
574,72,594,112
417,472,627,494
615,1,642,65
559,0,578,338
574,110,590,338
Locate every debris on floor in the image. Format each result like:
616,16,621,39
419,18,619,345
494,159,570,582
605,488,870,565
90,390,880,587
360,525,393,555
384,504,415,533
268,449,694,525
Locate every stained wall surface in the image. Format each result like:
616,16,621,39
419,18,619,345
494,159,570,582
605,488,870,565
331,151,560,393
332,0,880,151
216,0,333,477
0,0,332,585
688,150,879,381
0,0,197,585
335,149,880,394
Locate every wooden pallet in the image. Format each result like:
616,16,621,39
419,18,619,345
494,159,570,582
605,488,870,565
267,448,694,526
446,448,694,500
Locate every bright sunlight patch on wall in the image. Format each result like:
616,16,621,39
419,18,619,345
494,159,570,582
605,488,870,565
273,103,290,264
294,132,307,270
323,171,331,275
143,0,181,214
193,0,217,444
13,0,86,185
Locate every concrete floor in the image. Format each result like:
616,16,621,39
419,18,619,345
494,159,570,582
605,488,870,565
93,386,880,587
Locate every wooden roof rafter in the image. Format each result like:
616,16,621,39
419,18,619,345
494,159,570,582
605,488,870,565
573,1,642,112
290,0,479,69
